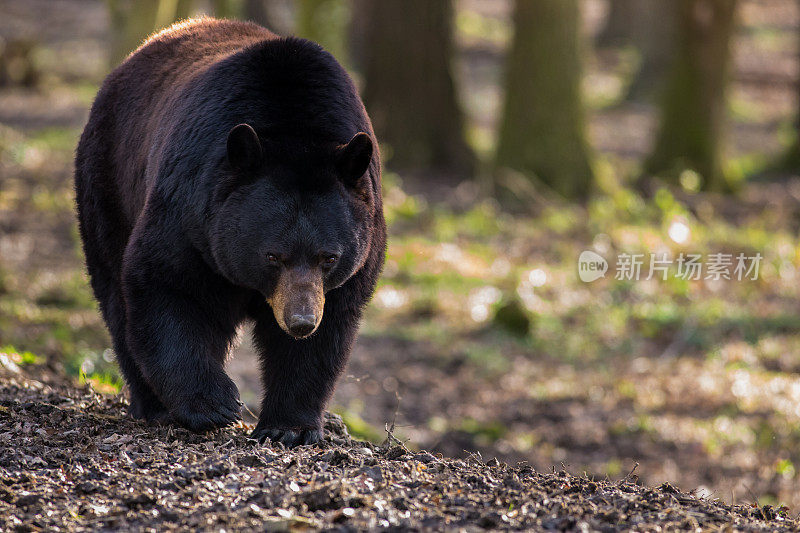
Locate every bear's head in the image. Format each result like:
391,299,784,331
209,124,375,339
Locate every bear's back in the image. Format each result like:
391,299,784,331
80,19,279,225
130,18,275,87
78,18,372,232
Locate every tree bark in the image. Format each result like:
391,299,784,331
295,0,350,66
347,0,369,73
624,0,677,102
211,0,240,19
778,0,800,172
596,1,677,103
244,0,273,28
495,0,594,199
108,0,160,68
597,0,637,46
782,87,800,173
645,0,737,192
107,0,194,68
361,0,475,175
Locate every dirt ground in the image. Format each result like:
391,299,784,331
0,362,796,532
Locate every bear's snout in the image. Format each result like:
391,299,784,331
268,266,325,339
287,313,317,337
280,294,322,338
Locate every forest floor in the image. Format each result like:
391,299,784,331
1,362,797,532
2,0,800,525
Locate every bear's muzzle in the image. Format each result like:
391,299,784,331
267,266,324,339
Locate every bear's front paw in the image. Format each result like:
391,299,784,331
128,388,170,424
129,395,171,424
251,425,322,447
168,374,242,432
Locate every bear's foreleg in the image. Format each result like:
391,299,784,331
250,293,360,447
122,233,245,432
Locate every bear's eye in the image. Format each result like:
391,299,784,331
267,253,279,264
323,255,338,266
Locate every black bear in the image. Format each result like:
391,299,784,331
74,18,386,446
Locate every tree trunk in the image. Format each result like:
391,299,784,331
495,0,594,199
347,0,369,73
295,0,350,66
645,0,737,192
597,0,637,46
108,0,160,68
212,0,240,19
778,1,800,173
107,0,194,68
624,0,677,102
244,0,273,28
596,1,676,103
361,0,474,175
171,0,194,20
782,84,800,173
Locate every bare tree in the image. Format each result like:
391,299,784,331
495,0,594,199
777,0,800,173
597,1,677,103
211,0,239,19
107,0,193,67
645,0,738,192
295,0,349,64
597,0,637,46
244,0,273,27
361,0,474,175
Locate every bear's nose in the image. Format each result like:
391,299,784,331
287,314,317,338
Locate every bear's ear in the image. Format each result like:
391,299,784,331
226,123,262,170
336,132,373,188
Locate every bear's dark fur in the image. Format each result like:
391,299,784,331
74,18,386,446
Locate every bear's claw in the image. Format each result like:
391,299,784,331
173,405,241,432
251,426,322,447
171,400,242,432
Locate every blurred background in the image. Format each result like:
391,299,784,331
1,0,800,509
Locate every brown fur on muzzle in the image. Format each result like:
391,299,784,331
267,267,325,338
